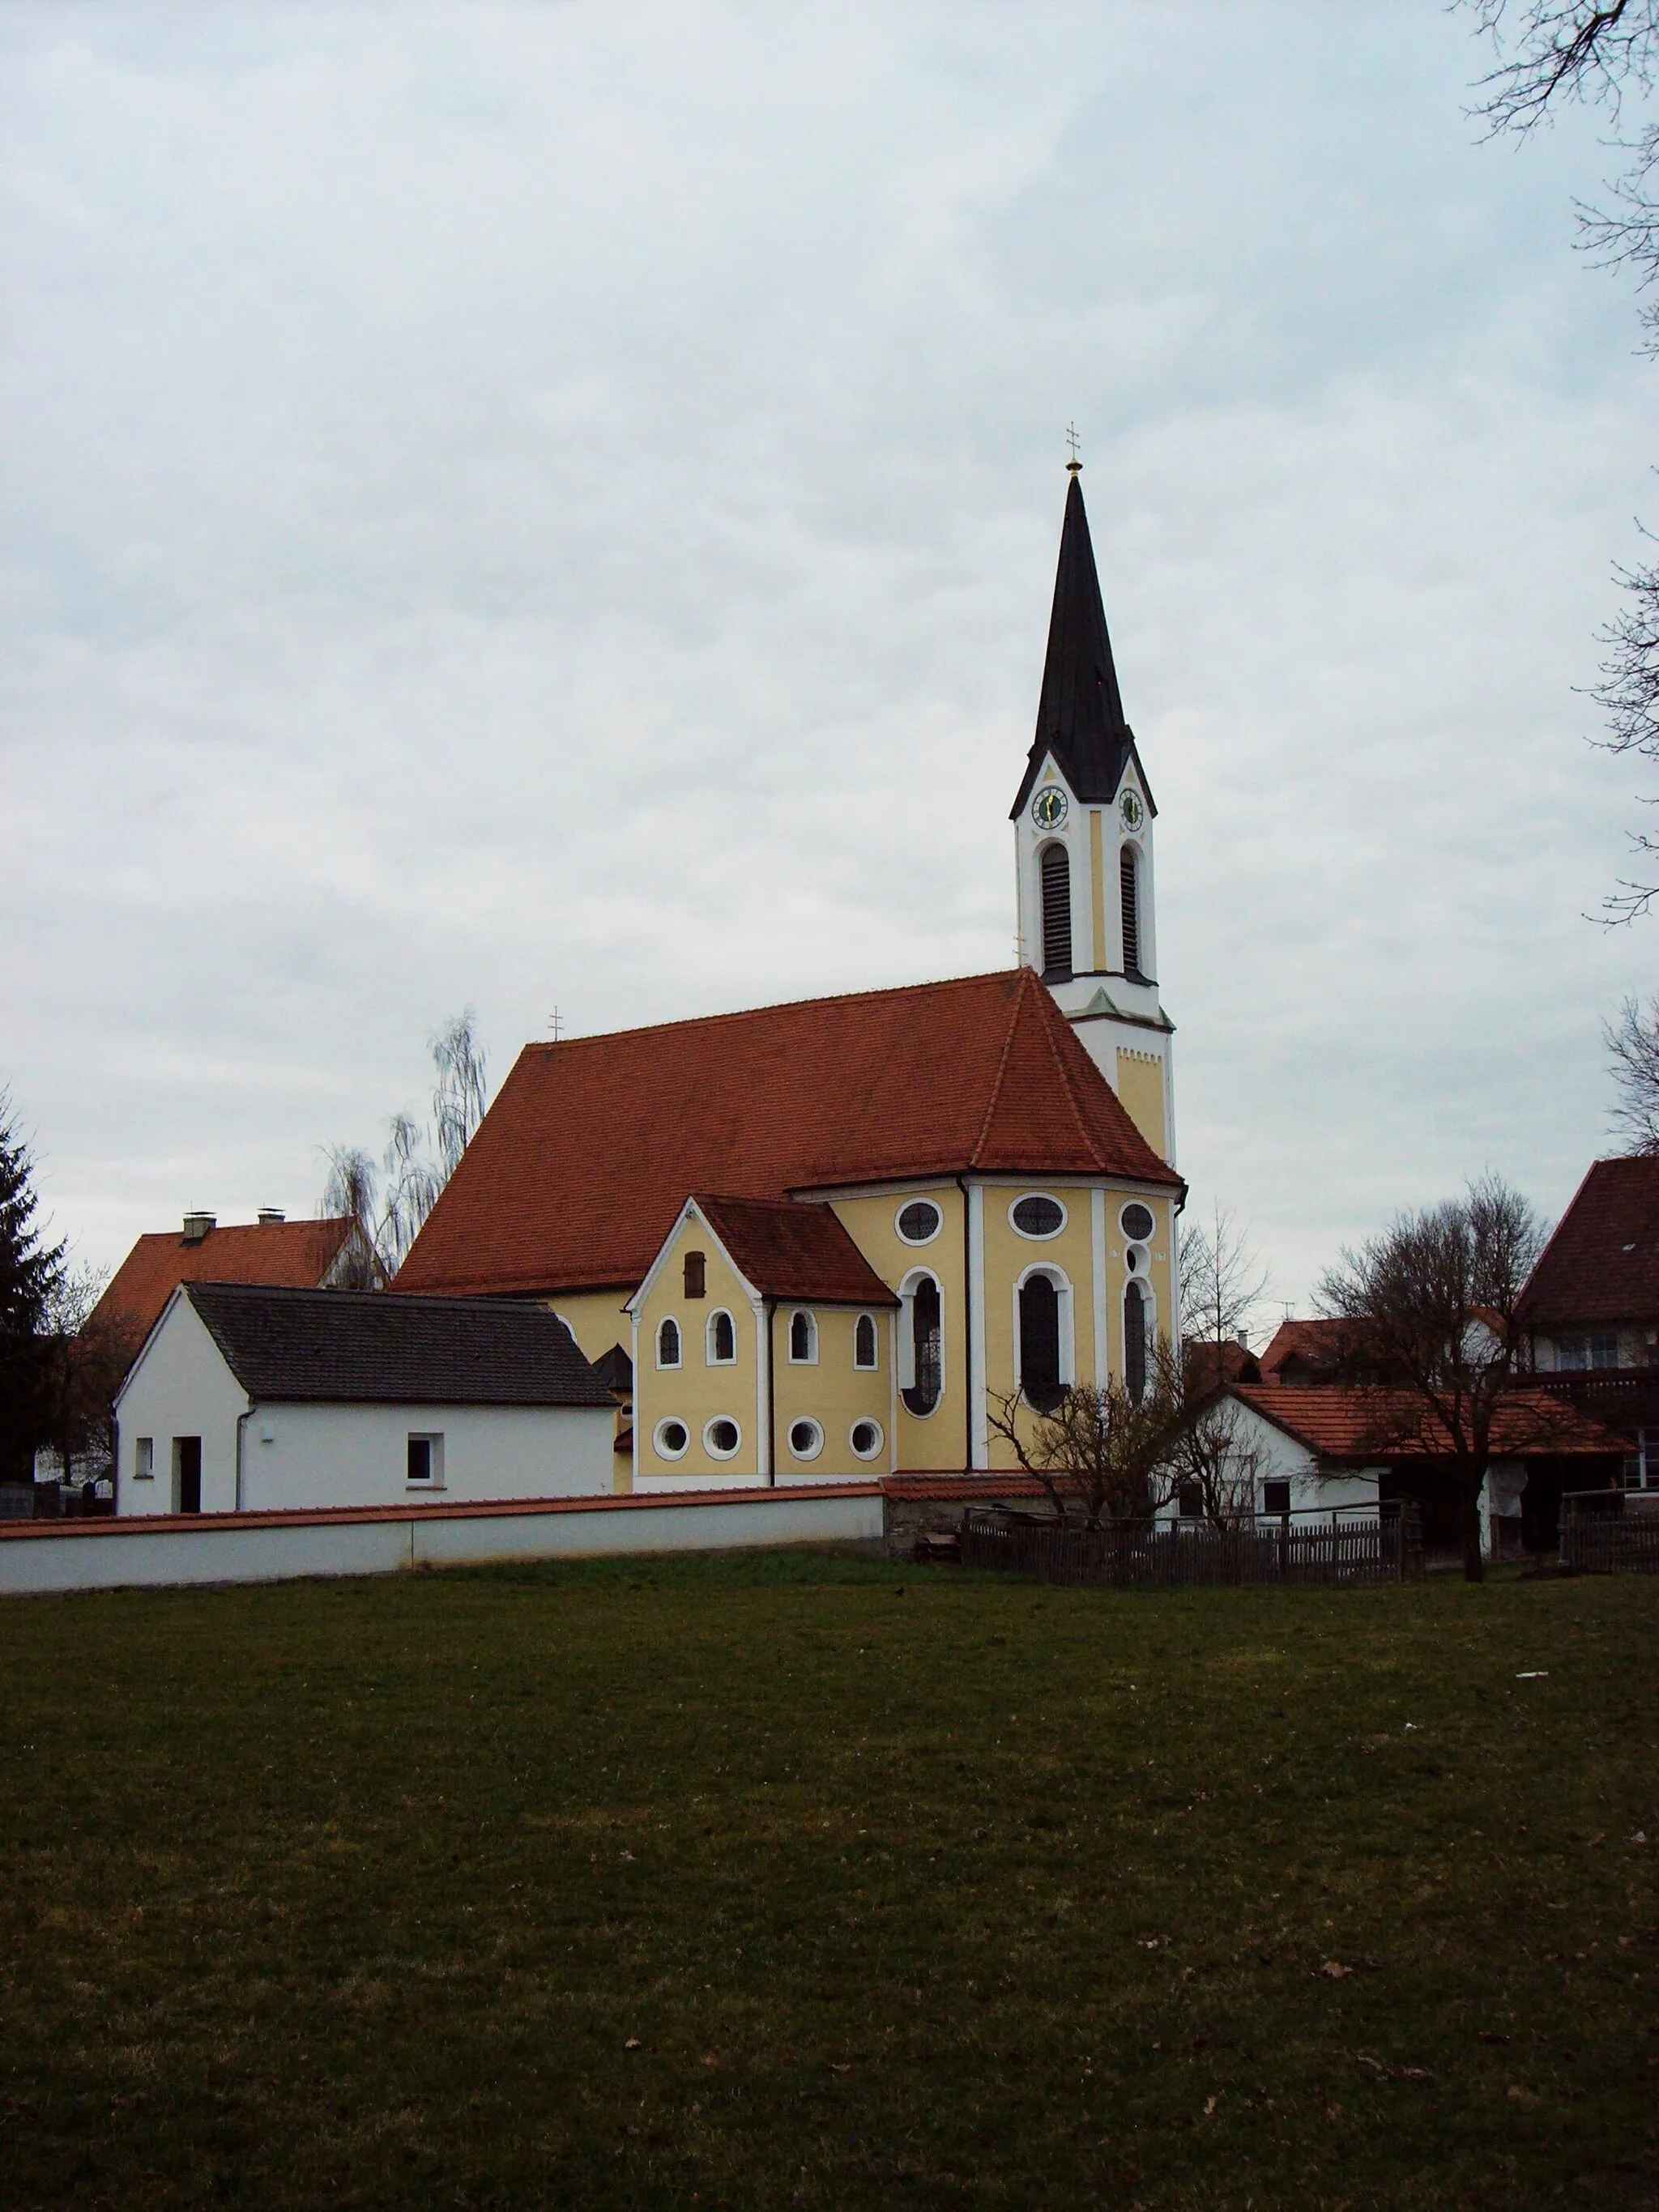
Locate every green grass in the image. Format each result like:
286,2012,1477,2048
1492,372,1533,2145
1,1550,1655,2210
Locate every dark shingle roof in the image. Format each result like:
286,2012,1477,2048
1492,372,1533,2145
1009,471,1154,820
182,1284,613,1408
1517,1156,1659,1329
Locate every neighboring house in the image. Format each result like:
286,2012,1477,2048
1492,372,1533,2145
1518,1155,1659,1492
1165,1383,1623,1559
92,1210,377,1349
1258,1318,1375,1387
113,1284,615,1516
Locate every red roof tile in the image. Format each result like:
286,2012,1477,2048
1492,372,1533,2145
1231,1383,1621,1461
394,969,1179,1299
693,1196,898,1305
1258,1318,1364,1380
92,1218,357,1345
1517,1156,1659,1329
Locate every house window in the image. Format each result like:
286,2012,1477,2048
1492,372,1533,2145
1178,1481,1203,1519
850,1418,885,1461
1626,1428,1657,1490
407,1434,443,1487
1040,842,1073,981
1261,1478,1292,1516
1124,1280,1147,1403
684,1250,706,1299
134,1437,155,1480
1558,1330,1619,1371
654,1418,689,1460
897,1199,941,1245
703,1417,741,1460
788,1310,817,1364
901,1275,943,1417
787,1418,823,1461
1010,1194,1066,1239
656,1317,681,1369
706,1309,736,1365
854,1313,878,1370
1018,1272,1064,1413
1120,845,1141,974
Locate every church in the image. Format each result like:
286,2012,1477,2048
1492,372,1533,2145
393,466,1187,1485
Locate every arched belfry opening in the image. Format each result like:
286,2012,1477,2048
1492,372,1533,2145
1039,843,1072,982
1120,844,1141,977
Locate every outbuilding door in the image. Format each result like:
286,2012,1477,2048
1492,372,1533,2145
175,1437,202,1515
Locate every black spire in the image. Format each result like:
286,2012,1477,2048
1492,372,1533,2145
1010,470,1150,820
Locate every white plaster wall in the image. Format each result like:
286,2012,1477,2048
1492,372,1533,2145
240,1402,615,1511
114,1294,249,1516
1154,1402,1380,1524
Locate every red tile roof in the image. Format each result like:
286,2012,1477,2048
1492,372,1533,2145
394,969,1179,1299
1258,1318,1363,1380
694,1196,899,1306
1231,1383,1622,1462
92,1218,357,1345
1517,1155,1659,1329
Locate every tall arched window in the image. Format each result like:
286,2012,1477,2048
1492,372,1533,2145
788,1309,817,1363
706,1308,736,1364
854,1312,877,1370
1124,1279,1147,1403
901,1275,943,1417
1040,843,1073,981
1018,1272,1064,1413
1120,845,1141,976
656,1316,680,1369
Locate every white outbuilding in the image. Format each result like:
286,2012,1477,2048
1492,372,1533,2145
113,1283,616,1516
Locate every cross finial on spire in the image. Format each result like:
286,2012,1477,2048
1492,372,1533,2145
1064,421,1081,473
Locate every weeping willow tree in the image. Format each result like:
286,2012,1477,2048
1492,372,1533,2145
322,1011,489,1283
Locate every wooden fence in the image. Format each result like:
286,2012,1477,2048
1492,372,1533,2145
1559,1491,1659,1575
960,1505,1422,1589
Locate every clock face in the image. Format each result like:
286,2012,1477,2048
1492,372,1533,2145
1119,789,1145,831
1031,786,1068,832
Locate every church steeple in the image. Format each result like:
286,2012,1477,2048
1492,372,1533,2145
1009,468,1152,822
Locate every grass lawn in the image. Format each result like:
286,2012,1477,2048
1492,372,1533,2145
1,1549,1655,2210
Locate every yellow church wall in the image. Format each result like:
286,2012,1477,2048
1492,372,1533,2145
825,1185,967,1471
772,1305,891,1474
542,1289,632,1365
633,1214,764,1484
1114,1048,1168,1157
1101,1190,1175,1377
978,1181,1097,1470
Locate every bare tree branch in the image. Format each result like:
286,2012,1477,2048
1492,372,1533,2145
1606,990,1659,1144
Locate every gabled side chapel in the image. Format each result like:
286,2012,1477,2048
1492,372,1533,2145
394,466,1186,1484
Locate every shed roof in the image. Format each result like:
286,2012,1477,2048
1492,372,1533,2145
181,1284,613,1408
1517,1155,1659,1329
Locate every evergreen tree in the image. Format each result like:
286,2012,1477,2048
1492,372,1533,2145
0,1091,66,1482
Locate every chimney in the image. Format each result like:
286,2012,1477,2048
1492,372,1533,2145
181,1212,216,1244
257,1208,286,1226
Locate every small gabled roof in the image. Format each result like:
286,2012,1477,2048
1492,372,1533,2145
92,1217,360,1345
179,1284,613,1409
694,1196,899,1306
1517,1155,1659,1330
1228,1383,1621,1463
1258,1317,1366,1382
1009,471,1154,821
394,966,1179,1301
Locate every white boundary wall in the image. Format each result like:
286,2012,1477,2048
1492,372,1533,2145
0,1485,884,1597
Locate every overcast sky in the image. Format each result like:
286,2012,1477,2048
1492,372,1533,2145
3,1,1655,1318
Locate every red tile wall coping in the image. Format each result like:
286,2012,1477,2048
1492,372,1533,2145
0,1482,884,1541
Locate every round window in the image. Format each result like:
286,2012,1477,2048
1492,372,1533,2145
1120,1201,1156,1244
897,1200,942,1244
1011,1194,1066,1239
849,1418,885,1461
704,1417,741,1460
654,1418,689,1460
787,1418,823,1461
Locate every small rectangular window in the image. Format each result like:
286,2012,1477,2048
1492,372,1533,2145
1178,1481,1204,1519
1261,1479,1291,1516
134,1437,154,1479
684,1250,706,1299
407,1434,443,1486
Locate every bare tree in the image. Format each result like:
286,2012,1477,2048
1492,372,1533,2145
33,1264,139,1491
1315,1173,1549,1581
1606,990,1659,1146
1465,1,1659,918
986,1348,1185,1529
433,1012,490,1179
1157,1394,1272,1532
1179,1201,1269,1355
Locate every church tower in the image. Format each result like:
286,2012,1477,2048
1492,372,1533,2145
1011,464,1176,1165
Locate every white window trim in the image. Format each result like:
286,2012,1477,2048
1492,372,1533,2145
787,1309,818,1366
406,1432,446,1490
1009,1191,1068,1240
1122,1276,1157,1395
898,1267,945,1417
134,1436,155,1480
702,1415,742,1461
895,1199,943,1247
853,1311,880,1370
653,1417,690,1462
705,1307,737,1366
1118,1200,1158,1245
786,1417,824,1462
1011,1262,1076,1396
849,1417,885,1462
656,1315,682,1370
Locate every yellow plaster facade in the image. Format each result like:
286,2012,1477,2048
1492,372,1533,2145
1114,1048,1166,1156
632,1210,762,1485
823,1185,968,1473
